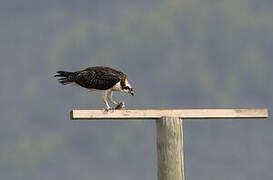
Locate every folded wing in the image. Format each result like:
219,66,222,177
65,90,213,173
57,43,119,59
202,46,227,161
74,67,124,90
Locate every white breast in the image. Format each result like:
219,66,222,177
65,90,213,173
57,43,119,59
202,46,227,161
111,81,123,91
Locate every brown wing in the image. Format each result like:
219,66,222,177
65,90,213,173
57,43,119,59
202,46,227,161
74,66,124,90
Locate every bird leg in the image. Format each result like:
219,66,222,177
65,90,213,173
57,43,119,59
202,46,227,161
107,91,118,105
102,91,112,111
106,90,125,110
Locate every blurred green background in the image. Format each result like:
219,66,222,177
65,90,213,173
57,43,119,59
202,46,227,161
1,0,273,179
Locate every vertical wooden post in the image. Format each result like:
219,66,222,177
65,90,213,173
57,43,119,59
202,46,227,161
156,116,185,180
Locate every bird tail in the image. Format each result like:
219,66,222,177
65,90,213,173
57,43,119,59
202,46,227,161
54,71,76,85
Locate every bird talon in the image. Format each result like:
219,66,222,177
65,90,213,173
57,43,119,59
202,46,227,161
104,107,115,112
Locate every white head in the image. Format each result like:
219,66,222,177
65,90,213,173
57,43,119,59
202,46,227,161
122,79,134,96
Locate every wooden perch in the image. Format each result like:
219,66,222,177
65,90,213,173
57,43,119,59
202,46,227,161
71,109,268,120
70,108,268,180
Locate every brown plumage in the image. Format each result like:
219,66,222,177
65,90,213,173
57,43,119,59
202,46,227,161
55,66,127,90
54,66,134,110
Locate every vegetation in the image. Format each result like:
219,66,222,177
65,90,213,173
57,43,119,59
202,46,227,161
1,0,272,179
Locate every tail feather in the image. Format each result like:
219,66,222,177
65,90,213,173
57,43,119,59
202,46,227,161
54,71,76,85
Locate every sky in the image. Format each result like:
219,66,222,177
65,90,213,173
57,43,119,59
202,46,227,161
1,0,273,179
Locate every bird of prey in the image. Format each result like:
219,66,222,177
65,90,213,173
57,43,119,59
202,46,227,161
54,66,134,111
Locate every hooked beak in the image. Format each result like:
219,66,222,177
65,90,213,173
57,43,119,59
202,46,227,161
130,88,134,96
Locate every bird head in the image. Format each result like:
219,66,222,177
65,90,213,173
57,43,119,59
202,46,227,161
123,80,134,96
123,86,134,96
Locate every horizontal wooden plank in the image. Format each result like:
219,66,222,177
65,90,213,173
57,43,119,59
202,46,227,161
70,109,268,120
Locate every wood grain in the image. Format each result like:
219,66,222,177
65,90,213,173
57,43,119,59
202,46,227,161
156,117,184,180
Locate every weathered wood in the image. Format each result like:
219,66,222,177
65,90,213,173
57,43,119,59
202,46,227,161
156,117,184,180
71,109,268,120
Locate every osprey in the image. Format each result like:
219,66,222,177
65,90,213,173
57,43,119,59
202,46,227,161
54,66,134,110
